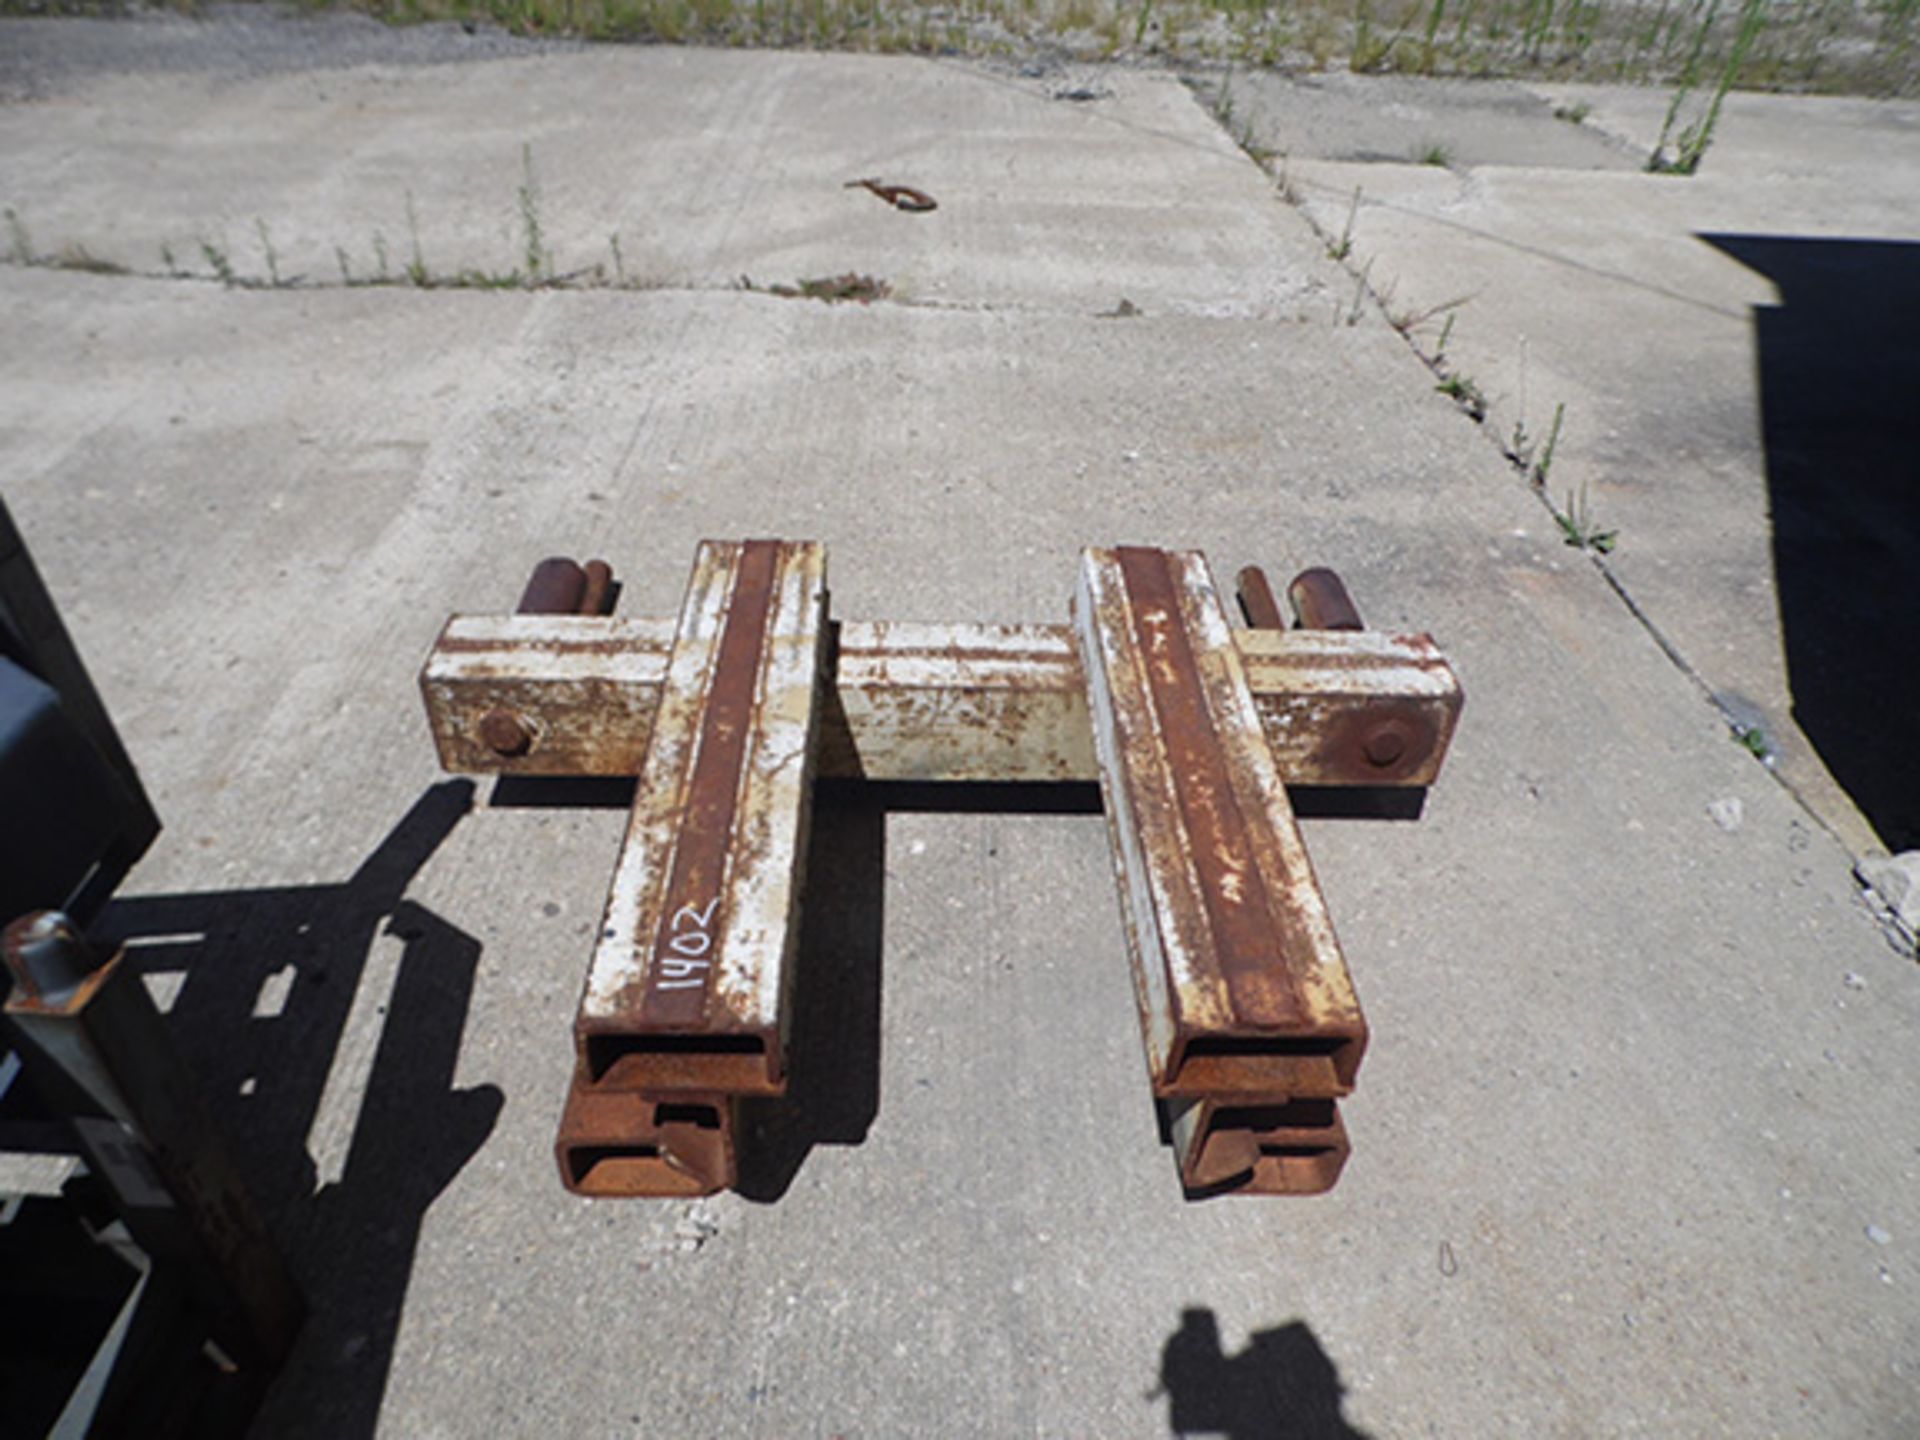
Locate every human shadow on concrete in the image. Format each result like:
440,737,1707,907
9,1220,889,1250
1155,1309,1371,1439
94,780,501,1439
1703,235,1920,850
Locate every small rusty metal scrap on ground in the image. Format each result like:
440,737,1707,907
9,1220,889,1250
419,543,1462,1199
845,177,938,212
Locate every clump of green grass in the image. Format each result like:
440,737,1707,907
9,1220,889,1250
1648,0,1767,173
152,0,1913,97
199,238,237,288
1532,400,1565,486
1556,481,1616,552
255,217,283,287
1436,371,1488,421
1328,185,1361,261
1414,139,1454,166
406,192,430,287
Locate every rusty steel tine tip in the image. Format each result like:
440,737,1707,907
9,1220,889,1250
1235,565,1287,630
517,557,589,615
578,560,616,617
1288,568,1364,632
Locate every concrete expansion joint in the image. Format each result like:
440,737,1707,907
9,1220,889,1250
0,252,1117,322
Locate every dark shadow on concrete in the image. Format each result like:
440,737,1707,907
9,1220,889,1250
735,784,885,1201
1155,1309,1372,1439
92,780,500,1439
1703,235,1920,850
488,774,636,810
736,778,1101,1201
1288,786,1428,822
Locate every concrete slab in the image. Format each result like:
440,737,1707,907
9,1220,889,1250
1198,70,1642,170
0,47,1330,318
2,40,1916,1440
1277,83,1920,854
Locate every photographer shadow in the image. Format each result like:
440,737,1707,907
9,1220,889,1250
1157,1308,1371,1440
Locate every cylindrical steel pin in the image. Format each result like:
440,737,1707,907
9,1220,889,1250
1288,568,1364,632
1235,565,1288,630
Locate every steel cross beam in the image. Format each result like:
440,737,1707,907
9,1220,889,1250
418,542,1462,1199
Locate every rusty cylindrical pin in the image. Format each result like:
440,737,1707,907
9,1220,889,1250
516,557,589,616
1288,568,1364,632
578,560,616,617
1235,565,1288,630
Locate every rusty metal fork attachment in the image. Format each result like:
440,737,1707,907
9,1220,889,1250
419,541,1460,1198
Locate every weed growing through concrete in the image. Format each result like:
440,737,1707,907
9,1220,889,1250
1274,155,1300,204
1391,292,1473,348
1649,0,1766,172
53,243,127,275
1556,481,1617,552
4,207,31,264
1346,259,1373,325
1328,186,1361,261
1436,371,1488,420
255,218,283,287
200,239,236,288
1510,415,1535,467
406,192,430,287
1733,723,1771,758
1553,100,1592,122
1414,140,1454,166
160,241,182,278
518,143,547,283
1533,401,1565,485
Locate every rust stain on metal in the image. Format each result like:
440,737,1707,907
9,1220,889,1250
639,541,779,1029
573,539,825,1137
1176,1097,1350,1196
555,1082,734,1197
1116,546,1308,1033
